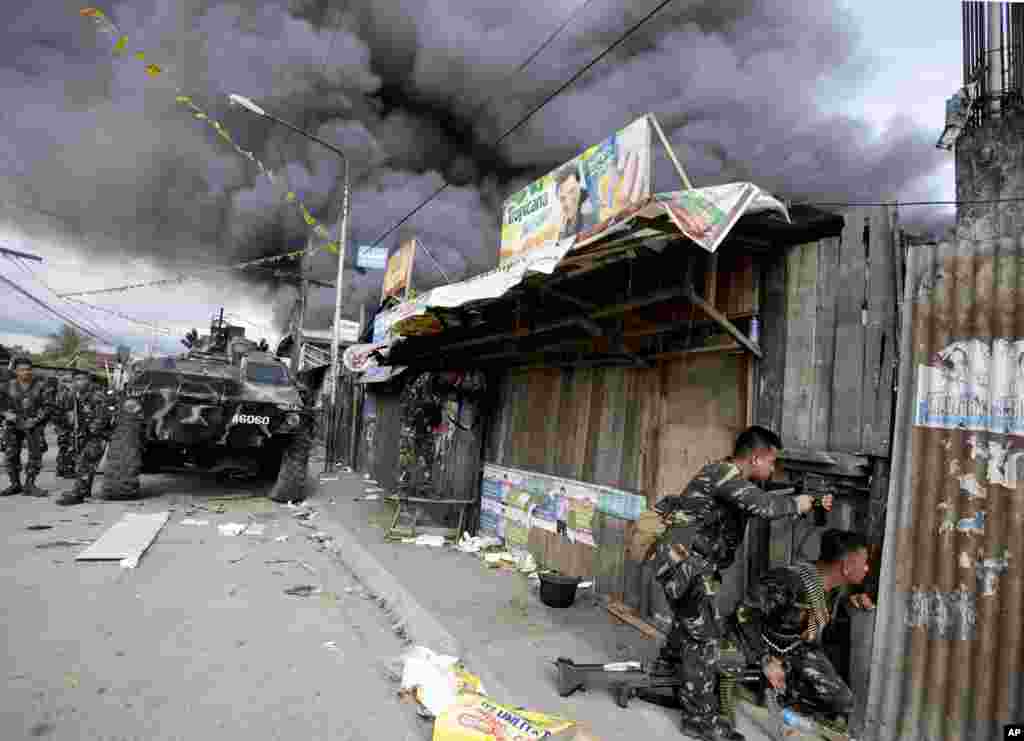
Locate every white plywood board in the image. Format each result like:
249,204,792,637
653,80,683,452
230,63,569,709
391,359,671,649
76,512,170,562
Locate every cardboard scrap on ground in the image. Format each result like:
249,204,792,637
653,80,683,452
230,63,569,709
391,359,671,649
76,511,170,569
399,646,600,741
433,695,599,741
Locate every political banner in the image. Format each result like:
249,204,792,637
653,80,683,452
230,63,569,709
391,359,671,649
381,239,417,303
499,116,652,266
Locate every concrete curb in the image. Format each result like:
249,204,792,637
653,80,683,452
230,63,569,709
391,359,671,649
306,471,516,704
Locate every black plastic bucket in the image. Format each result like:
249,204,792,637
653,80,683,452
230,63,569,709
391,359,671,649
539,573,582,608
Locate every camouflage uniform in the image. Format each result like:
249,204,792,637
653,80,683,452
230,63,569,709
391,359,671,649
732,562,854,717
56,383,111,505
53,383,77,477
2,377,52,496
652,461,800,739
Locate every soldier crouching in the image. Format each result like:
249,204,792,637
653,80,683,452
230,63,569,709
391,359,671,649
730,529,876,724
56,369,111,506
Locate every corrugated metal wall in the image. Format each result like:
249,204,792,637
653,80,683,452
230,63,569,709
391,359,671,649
865,240,1024,740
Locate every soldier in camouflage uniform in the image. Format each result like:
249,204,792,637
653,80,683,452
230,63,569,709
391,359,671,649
649,426,831,741
55,369,111,506
1,357,52,497
731,529,875,722
52,376,78,478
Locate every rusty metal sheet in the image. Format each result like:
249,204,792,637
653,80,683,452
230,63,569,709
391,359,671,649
865,240,1024,740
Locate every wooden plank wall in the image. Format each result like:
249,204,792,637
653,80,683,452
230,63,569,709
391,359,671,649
487,352,748,600
778,207,897,457
490,352,749,505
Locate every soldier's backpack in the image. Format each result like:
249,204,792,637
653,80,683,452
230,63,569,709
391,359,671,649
627,508,670,562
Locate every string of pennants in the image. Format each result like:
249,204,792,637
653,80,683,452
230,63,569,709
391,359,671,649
76,7,342,295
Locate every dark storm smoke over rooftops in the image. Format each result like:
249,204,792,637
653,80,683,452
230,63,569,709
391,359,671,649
1,0,952,333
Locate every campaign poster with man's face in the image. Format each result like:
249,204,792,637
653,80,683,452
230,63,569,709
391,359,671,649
499,116,652,266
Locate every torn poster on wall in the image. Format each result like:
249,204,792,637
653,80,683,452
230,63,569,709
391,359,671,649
915,338,1024,434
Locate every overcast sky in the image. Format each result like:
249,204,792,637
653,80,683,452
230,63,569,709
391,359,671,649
0,0,962,356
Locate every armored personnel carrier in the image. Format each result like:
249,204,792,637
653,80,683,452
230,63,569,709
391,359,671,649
102,310,313,501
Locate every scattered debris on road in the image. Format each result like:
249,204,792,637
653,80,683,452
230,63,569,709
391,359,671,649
274,534,289,542
245,523,266,536
35,539,93,549
26,524,54,531
403,534,446,547
456,534,501,554
283,584,320,597
322,640,339,651
76,511,170,569
180,518,209,526
356,494,379,502
397,645,597,740
217,523,247,537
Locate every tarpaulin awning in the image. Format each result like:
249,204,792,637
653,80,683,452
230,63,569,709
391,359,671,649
345,182,788,375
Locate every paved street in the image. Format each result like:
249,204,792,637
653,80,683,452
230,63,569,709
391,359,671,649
0,436,423,741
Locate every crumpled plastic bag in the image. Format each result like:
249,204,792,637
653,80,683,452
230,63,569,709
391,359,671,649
456,533,502,554
399,646,486,717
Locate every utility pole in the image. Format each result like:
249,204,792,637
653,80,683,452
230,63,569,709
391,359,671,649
296,235,312,372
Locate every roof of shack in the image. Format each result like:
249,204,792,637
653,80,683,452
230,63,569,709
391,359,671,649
355,189,844,377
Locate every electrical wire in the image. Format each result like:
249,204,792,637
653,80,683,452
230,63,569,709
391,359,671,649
788,197,1024,207
369,0,680,248
4,255,113,341
0,268,115,346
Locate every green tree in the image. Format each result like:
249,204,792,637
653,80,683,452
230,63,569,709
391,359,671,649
42,325,95,366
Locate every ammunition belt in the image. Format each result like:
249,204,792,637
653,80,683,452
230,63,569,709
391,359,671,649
793,561,829,642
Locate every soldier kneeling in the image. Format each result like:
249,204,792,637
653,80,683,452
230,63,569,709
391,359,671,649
56,370,111,506
731,529,876,727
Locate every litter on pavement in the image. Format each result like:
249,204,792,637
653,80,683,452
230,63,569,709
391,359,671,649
456,534,502,554
26,524,54,531
283,585,321,597
357,494,379,501
217,523,247,536
245,523,266,536
398,645,597,740
322,640,340,651
35,539,93,549
403,534,446,547
274,535,289,542
76,512,170,568
180,518,209,526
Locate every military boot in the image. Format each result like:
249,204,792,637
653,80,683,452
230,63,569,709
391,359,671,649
56,481,88,506
0,472,21,496
680,716,745,741
22,474,47,497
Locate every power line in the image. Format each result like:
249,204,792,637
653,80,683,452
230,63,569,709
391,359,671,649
62,297,175,336
4,255,113,341
790,197,1024,207
369,0,614,248
0,269,115,346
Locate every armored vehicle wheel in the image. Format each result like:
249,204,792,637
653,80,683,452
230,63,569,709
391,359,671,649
268,428,311,503
101,399,143,500
258,443,285,481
